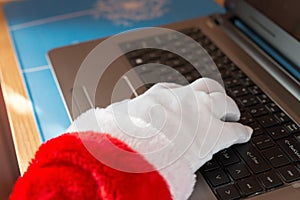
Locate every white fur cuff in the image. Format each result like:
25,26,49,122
68,108,196,200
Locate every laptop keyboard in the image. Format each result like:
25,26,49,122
121,27,300,200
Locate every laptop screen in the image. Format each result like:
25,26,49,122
228,0,300,83
245,0,300,42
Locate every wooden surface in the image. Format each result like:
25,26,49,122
0,3,41,175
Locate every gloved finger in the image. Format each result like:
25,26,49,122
190,78,225,93
209,92,241,121
211,122,252,154
194,120,251,171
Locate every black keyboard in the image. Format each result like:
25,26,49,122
121,27,300,200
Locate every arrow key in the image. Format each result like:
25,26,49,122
277,165,300,183
216,184,241,200
204,169,230,187
201,159,219,172
258,171,283,189
227,163,251,180
237,177,263,197
262,147,290,168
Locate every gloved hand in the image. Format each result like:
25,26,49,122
69,78,252,173
11,78,252,200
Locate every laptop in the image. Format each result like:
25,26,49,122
48,0,300,199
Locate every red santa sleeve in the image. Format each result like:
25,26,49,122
10,109,196,200
10,132,173,200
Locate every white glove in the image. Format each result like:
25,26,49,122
68,78,252,173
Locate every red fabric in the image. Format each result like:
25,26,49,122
10,132,172,200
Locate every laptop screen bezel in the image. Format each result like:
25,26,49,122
225,0,300,80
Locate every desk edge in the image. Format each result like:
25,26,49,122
0,3,41,175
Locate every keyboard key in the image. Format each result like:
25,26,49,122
278,137,300,162
262,147,290,168
185,73,197,82
135,64,153,74
144,51,161,61
220,69,232,79
257,115,280,128
258,171,283,189
126,49,145,59
227,163,250,180
238,95,258,107
160,74,179,82
249,122,265,136
212,49,225,60
204,169,230,187
199,37,212,45
227,63,239,72
165,32,181,42
228,86,249,97
222,57,231,65
256,94,271,104
224,79,240,88
121,41,142,51
240,112,255,125
248,105,268,117
235,143,271,174
248,85,262,95
234,70,247,79
216,184,241,200
175,65,193,74
217,56,231,65
207,44,218,52
274,112,291,124
253,135,275,150
277,165,300,183
237,177,263,197
240,77,254,87
295,132,300,142
163,52,177,60
284,122,300,134
267,126,290,140
265,103,280,113
165,59,184,67
133,57,145,65
201,159,219,172
216,149,240,166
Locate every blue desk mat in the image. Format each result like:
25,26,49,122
4,0,224,141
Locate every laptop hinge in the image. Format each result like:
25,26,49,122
218,16,300,102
